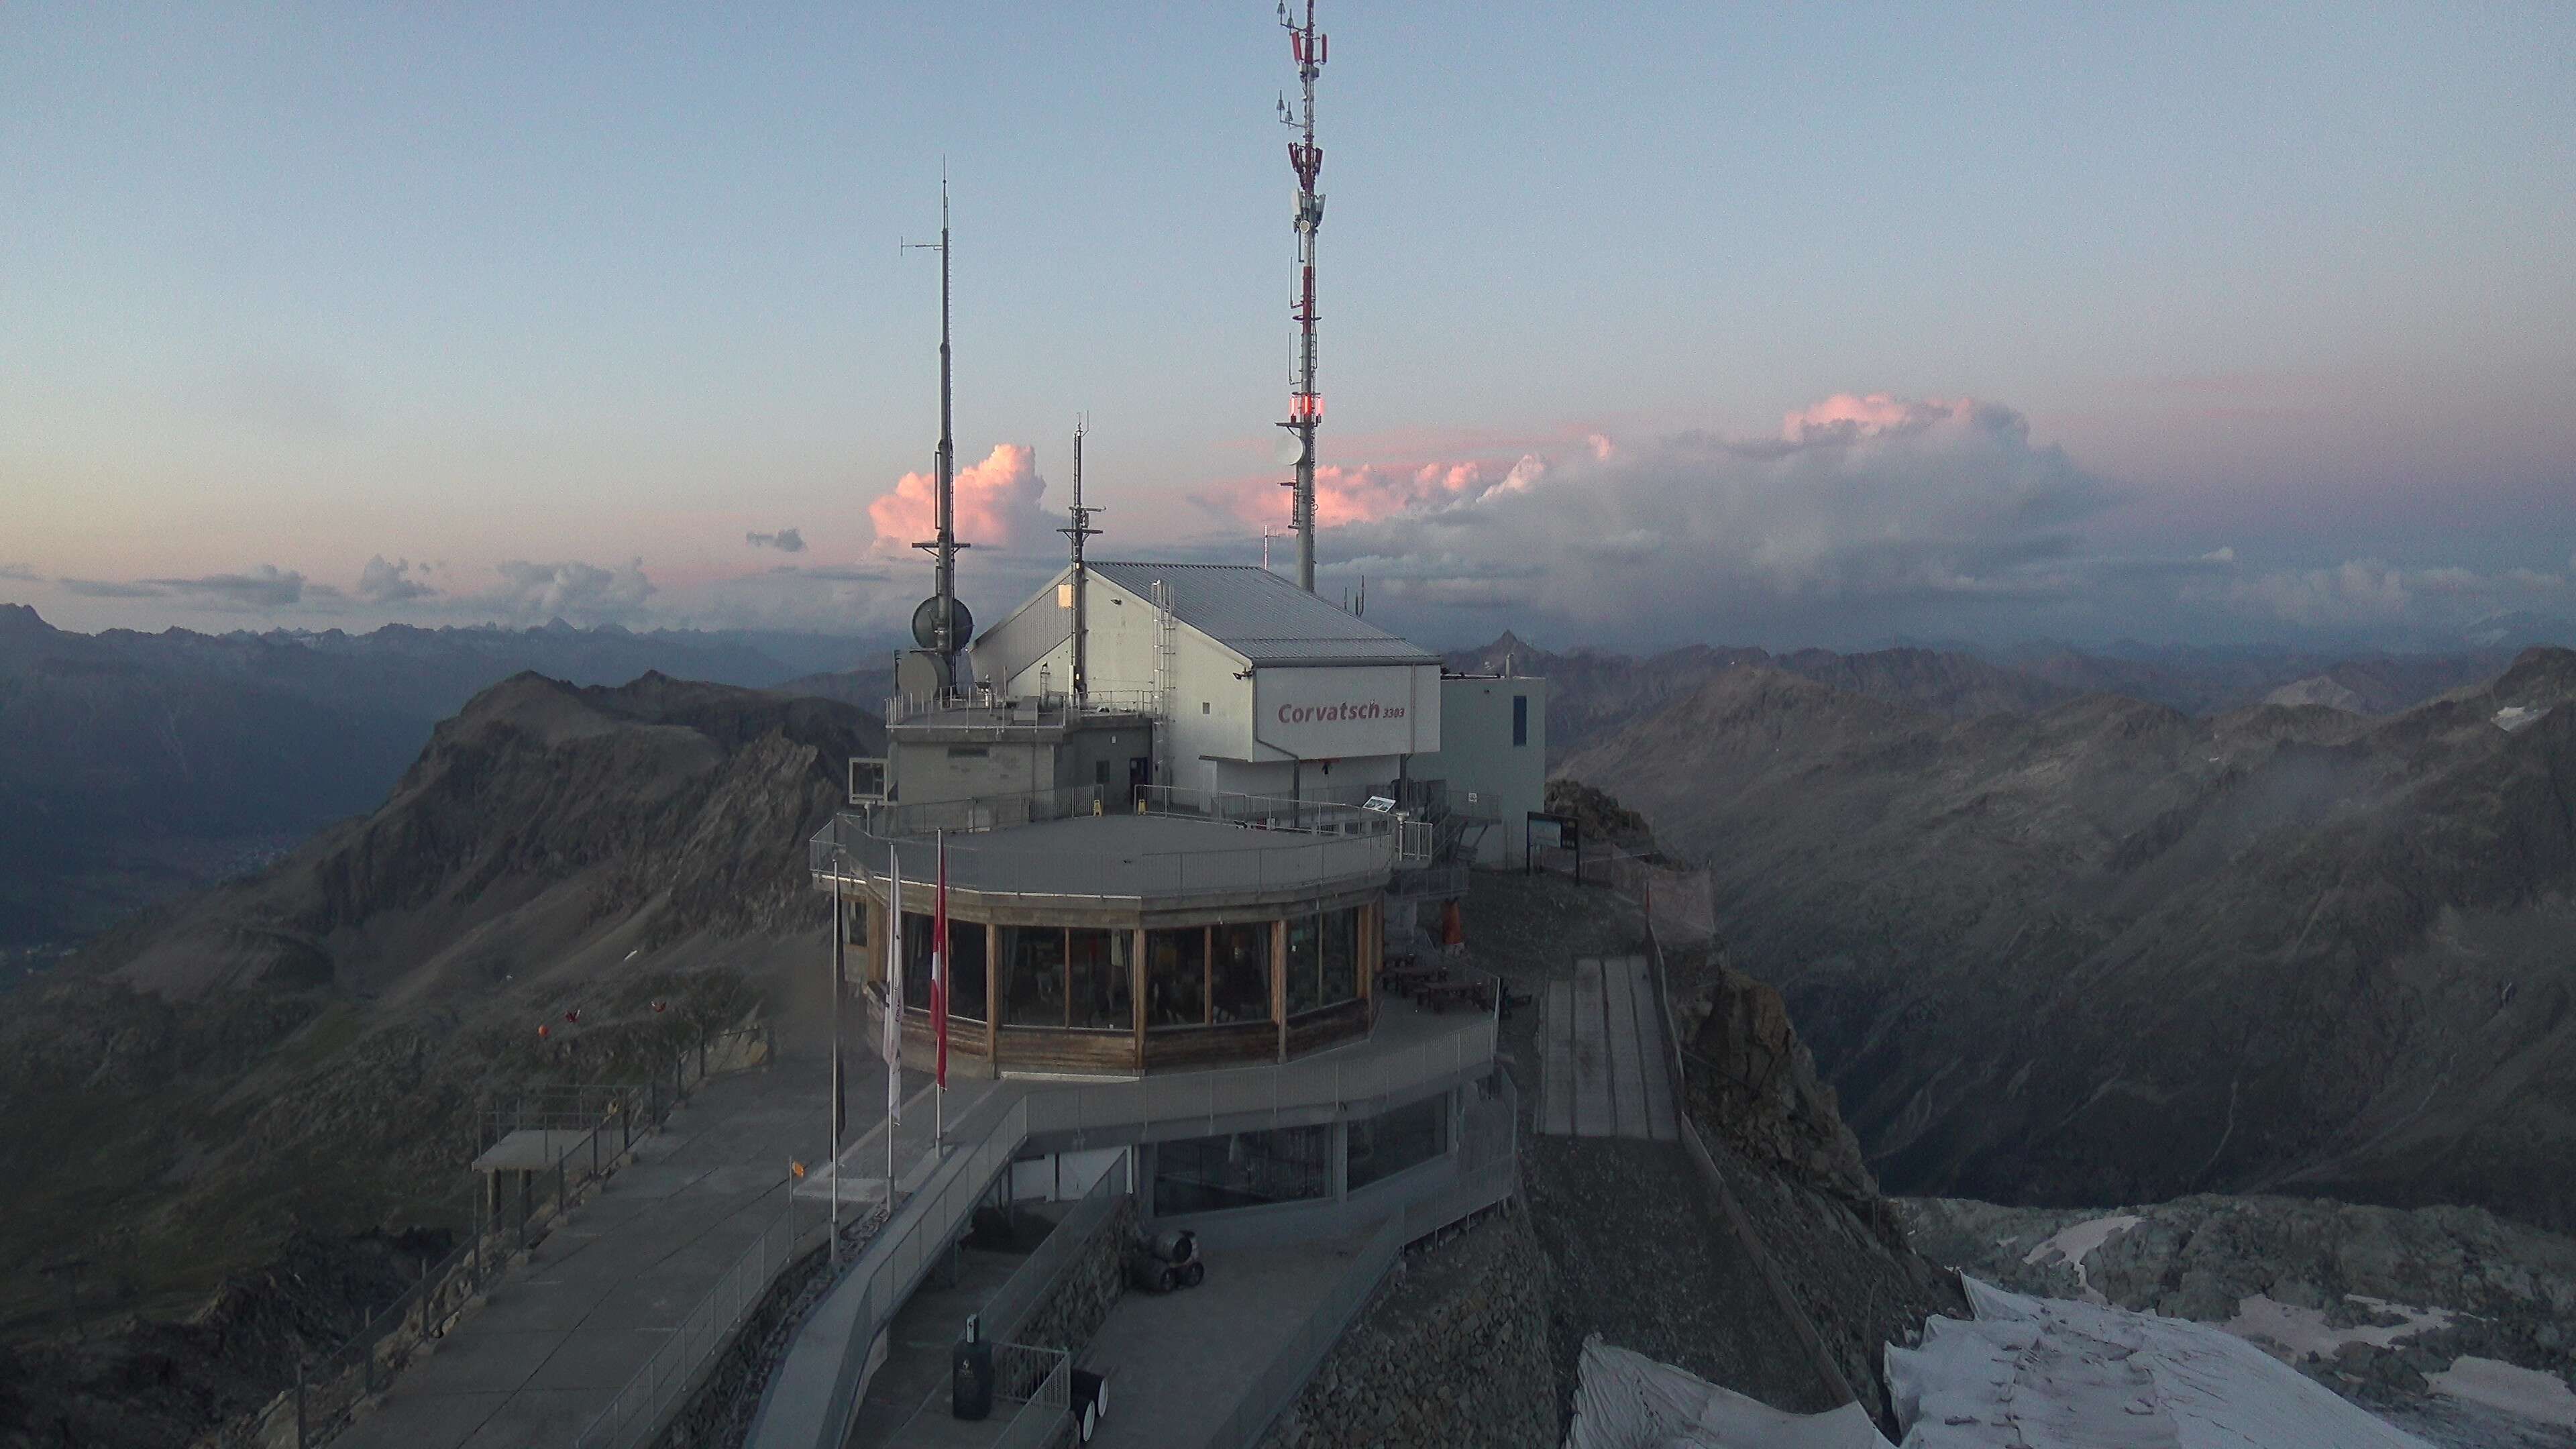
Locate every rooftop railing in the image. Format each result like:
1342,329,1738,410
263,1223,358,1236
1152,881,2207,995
885,688,1161,729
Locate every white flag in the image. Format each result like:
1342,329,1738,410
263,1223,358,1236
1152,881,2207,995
885,845,903,1126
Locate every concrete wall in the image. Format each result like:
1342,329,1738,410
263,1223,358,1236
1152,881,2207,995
1413,676,1548,867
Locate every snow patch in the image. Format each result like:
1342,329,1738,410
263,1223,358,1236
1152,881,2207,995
2494,704,2547,733
2429,1356,2576,1431
2226,1294,2457,1360
2019,1212,2141,1303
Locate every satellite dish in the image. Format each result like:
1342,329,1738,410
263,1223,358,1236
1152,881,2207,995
1273,430,1307,467
910,595,975,651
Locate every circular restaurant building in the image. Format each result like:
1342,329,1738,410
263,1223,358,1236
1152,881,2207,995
814,786,1406,1076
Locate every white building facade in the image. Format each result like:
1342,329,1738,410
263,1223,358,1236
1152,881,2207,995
970,561,1442,802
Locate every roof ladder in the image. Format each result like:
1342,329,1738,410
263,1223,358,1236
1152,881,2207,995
1150,578,1179,786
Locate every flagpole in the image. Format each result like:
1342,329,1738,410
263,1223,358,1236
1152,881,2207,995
886,843,902,1203
832,867,843,1254
943,830,953,1144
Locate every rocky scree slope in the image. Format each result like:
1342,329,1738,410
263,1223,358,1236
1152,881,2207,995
1900,1193,2576,1444
0,673,879,1448
1563,647,2576,1230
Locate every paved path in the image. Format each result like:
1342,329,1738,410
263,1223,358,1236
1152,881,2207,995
341,1044,912,1449
1542,955,1676,1140
1079,1236,1371,1448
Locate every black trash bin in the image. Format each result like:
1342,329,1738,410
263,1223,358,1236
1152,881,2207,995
951,1338,995,1420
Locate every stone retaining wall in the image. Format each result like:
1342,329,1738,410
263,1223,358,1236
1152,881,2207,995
1014,1197,1136,1352
1258,1209,1556,1449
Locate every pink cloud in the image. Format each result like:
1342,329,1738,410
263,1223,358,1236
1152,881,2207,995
867,443,1048,555
1203,453,1554,529
1781,393,1977,443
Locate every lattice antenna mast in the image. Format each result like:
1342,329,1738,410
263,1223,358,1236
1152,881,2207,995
1059,417,1105,705
904,173,969,680
1278,0,1328,593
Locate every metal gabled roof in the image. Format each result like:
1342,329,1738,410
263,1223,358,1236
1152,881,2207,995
1085,561,1438,668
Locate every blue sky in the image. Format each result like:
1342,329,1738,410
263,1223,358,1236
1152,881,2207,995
4,2,2571,650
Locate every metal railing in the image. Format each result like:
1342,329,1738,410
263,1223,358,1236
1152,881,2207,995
981,1164,1129,1346
991,1348,1075,1449
251,1025,773,1449
1134,784,1392,838
854,784,1110,840
746,1090,1034,1449
1020,1008,1497,1145
810,816,1398,904
884,688,1161,729
569,1202,823,1449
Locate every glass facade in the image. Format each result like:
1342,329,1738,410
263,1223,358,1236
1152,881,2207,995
1002,925,1069,1027
1282,906,1362,1018
896,913,987,1020
1211,922,1271,1024
1145,926,1208,1028
1068,928,1131,1030
1152,1124,1333,1214
1348,1095,1447,1189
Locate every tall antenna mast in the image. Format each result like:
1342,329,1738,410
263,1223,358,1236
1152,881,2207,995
904,172,970,687
1059,417,1104,705
1278,0,1328,594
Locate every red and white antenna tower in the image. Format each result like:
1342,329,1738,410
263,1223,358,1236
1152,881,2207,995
1277,0,1328,594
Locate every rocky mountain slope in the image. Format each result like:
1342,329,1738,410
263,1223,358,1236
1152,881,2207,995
0,604,885,945
1561,647,2576,1232
0,672,879,1446
1900,1193,2576,1446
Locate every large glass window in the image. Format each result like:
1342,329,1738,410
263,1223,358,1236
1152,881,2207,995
1211,922,1272,1024
949,920,989,1022
901,912,935,1008
1348,1095,1447,1190
1146,927,1208,1028
1068,928,1131,1030
1002,926,1067,1026
1152,1124,1332,1214
1285,916,1320,1016
1321,907,1359,1006
899,912,991,1020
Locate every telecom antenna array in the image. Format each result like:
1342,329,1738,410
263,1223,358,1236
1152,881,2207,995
1278,0,1328,593
1059,417,1104,704
902,176,971,693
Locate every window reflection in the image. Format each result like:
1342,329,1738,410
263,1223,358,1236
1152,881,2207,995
1211,922,1271,1024
1069,928,1131,1030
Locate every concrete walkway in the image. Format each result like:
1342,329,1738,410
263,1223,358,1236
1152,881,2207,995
339,1044,914,1449
1079,1234,1372,1448
1541,955,1676,1140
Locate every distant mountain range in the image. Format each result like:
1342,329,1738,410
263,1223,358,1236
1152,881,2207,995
1562,645,2576,1231
0,605,894,945
1446,631,2530,761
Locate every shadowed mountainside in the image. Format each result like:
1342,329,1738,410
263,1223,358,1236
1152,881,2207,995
0,673,880,1446
1562,647,2576,1232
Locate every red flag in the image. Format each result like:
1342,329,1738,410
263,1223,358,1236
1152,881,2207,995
931,835,949,1089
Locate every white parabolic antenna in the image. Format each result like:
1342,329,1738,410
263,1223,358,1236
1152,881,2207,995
1273,429,1307,467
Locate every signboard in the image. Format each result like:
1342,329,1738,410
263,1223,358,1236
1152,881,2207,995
1527,811,1578,851
1252,665,1437,759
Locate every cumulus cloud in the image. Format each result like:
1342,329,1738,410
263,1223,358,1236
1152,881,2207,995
1248,394,2112,642
356,555,437,604
867,443,1049,555
479,558,656,623
746,527,807,553
140,564,308,608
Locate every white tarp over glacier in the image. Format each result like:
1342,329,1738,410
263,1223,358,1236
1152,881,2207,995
1564,1278,2432,1449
